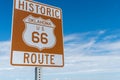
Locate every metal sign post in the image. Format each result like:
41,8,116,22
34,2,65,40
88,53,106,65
35,67,42,80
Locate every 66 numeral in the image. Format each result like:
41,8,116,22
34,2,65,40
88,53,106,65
32,31,48,44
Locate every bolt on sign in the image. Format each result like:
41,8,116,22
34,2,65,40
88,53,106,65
11,0,64,67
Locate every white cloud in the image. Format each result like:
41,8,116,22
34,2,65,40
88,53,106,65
98,30,106,34
43,55,120,76
64,34,81,42
96,41,120,50
103,35,118,40
15,78,32,80
0,30,120,80
0,41,10,55
0,67,15,71
43,30,120,75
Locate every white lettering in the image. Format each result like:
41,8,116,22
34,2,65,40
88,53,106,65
15,0,61,19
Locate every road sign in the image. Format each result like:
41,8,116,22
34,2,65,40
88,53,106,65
11,0,64,67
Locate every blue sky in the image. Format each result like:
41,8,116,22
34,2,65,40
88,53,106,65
1,0,120,40
1,0,120,80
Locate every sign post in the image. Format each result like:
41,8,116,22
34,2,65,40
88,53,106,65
11,0,64,79
35,67,42,80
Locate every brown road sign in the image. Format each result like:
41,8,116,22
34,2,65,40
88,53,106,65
11,0,64,67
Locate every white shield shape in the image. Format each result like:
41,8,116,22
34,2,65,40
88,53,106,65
23,15,56,51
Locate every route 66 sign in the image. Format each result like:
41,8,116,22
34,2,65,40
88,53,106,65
23,15,56,51
11,0,64,67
